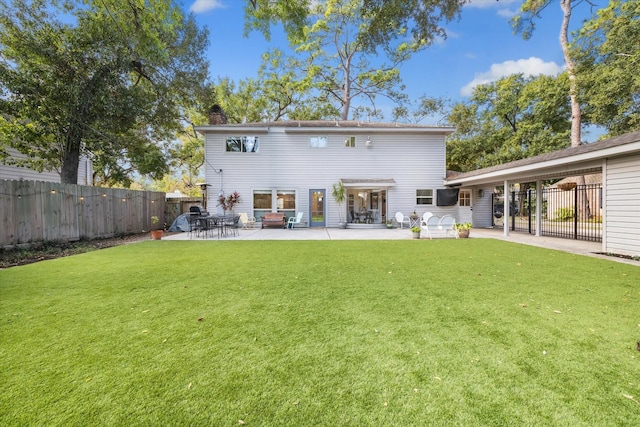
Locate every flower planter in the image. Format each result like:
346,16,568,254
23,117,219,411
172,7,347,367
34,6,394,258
151,230,163,240
458,229,469,238
557,182,577,191
412,231,420,239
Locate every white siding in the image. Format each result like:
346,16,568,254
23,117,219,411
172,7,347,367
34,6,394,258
0,148,93,185
203,129,453,226
468,186,494,228
0,148,61,182
604,154,640,257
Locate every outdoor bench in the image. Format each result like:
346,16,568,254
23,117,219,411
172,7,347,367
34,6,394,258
261,212,286,228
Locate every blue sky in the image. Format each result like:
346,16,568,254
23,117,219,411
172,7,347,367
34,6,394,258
186,0,600,131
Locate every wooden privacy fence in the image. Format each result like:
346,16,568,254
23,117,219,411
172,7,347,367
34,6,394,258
165,196,201,228
0,180,165,247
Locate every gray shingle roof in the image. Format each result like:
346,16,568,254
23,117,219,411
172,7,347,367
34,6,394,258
197,120,452,130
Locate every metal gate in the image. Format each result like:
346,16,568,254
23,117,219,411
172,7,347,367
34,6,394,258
493,184,602,242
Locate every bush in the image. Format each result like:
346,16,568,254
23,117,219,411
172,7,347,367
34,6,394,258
553,207,574,221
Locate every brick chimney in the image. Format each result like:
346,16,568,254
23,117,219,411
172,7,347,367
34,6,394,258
208,105,227,125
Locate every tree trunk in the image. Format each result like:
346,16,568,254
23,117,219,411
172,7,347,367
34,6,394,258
560,0,590,219
61,150,80,184
560,0,581,147
60,135,81,185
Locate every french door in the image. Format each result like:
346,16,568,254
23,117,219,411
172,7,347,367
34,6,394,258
309,189,325,227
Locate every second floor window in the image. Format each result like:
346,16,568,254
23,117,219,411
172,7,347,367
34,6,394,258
310,136,327,148
344,136,356,148
226,136,259,153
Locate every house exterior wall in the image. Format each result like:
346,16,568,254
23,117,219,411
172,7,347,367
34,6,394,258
604,154,640,257
468,186,494,228
201,125,456,227
0,148,93,185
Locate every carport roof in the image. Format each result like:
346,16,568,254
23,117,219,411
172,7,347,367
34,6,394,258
444,131,640,186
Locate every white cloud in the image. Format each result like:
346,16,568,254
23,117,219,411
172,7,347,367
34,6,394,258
466,0,519,9
460,57,564,96
497,8,518,18
466,0,519,18
189,0,225,14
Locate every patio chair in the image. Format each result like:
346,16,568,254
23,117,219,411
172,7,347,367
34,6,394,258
394,211,410,229
287,211,304,229
439,215,459,239
227,214,240,237
422,215,441,239
239,212,256,229
421,212,433,227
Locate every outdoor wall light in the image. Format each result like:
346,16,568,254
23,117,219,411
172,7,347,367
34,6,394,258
365,137,372,147
477,189,484,198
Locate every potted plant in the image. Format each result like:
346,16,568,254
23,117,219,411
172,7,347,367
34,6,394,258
332,182,347,229
454,222,472,238
218,191,241,214
410,225,421,239
386,220,394,229
150,216,163,240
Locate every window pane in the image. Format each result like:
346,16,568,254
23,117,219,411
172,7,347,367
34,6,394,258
344,136,355,148
277,190,296,210
459,190,471,207
243,136,259,152
253,190,271,209
416,189,434,205
226,137,242,152
310,136,327,148
226,136,259,152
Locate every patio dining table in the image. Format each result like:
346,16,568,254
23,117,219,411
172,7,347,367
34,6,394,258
190,214,239,239
355,210,373,223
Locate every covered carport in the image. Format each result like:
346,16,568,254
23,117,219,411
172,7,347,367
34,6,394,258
444,131,640,258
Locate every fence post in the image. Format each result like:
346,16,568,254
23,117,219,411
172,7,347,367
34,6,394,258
574,186,578,239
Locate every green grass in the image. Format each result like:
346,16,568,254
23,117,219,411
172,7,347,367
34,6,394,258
1,239,639,426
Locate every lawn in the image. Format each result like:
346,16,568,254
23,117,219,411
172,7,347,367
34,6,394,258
1,239,639,426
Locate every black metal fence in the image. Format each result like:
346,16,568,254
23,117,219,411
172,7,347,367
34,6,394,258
493,184,602,242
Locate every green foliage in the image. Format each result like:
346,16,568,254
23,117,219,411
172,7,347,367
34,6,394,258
293,0,415,120
1,240,639,424
453,222,471,231
446,74,571,172
332,181,346,221
244,0,466,120
245,0,467,53
553,206,575,221
0,0,209,185
572,0,640,137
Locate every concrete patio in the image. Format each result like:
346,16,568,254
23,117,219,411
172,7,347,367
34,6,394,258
161,226,640,266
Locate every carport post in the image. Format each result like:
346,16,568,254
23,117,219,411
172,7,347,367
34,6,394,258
503,180,509,236
536,180,542,237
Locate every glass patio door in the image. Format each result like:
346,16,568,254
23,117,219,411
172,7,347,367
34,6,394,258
309,189,325,227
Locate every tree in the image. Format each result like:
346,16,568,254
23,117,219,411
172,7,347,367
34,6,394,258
245,0,466,120
206,53,338,124
294,0,418,120
0,0,209,185
392,95,449,124
572,0,640,137
257,49,339,120
244,0,467,51
512,0,597,148
512,0,600,219
446,74,571,173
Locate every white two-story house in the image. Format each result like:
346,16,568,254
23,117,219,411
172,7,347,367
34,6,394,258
195,115,477,228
